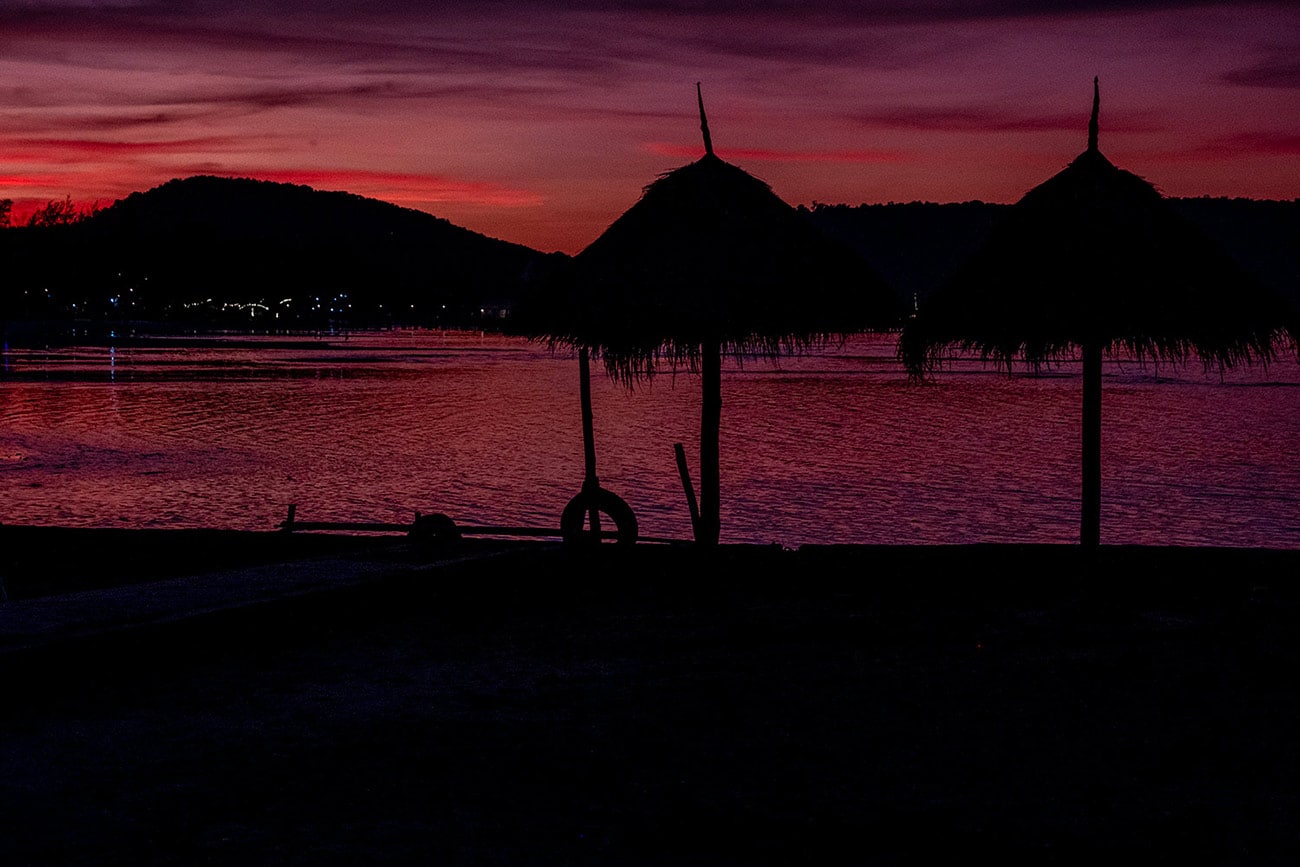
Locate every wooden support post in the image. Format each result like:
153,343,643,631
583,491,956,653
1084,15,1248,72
1081,341,1102,552
674,442,702,541
578,347,602,537
578,348,598,483
699,340,722,547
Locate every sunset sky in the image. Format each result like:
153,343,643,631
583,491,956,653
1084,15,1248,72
2,0,1297,252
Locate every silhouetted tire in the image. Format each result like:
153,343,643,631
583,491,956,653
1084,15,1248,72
409,512,462,542
560,487,638,545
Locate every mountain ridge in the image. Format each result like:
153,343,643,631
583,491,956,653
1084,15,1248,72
1,175,562,329
2,176,1295,332
807,197,1300,312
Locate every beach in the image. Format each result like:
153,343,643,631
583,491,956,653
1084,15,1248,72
3,531,1300,863
4,4,1299,862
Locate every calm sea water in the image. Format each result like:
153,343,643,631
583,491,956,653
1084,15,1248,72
2,330,1297,547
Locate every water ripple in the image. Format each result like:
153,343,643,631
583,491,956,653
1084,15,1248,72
2,332,1297,547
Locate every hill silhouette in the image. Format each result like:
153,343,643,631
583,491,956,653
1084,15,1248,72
1166,197,1300,312
2,178,1294,335
808,198,1300,314
1,176,562,330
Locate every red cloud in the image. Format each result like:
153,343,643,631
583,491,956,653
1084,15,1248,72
0,137,240,163
0,172,88,188
1143,132,1300,162
1207,132,1300,156
857,107,1157,134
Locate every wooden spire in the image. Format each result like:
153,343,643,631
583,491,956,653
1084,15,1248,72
697,82,714,157
1088,76,1100,153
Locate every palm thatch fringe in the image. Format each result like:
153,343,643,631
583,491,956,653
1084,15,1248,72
900,147,1297,379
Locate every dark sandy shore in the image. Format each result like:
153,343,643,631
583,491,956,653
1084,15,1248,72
3,530,1300,864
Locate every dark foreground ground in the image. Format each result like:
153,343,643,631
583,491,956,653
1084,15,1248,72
3,532,1300,863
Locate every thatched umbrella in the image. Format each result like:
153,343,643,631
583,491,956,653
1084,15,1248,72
546,85,898,545
901,78,1297,550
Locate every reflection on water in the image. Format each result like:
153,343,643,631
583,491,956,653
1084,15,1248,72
2,331,1298,547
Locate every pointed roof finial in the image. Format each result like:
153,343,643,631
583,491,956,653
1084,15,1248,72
1088,76,1100,154
697,81,714,157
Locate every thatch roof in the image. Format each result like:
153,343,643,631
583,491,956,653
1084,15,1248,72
557,155,897,378
900,80,1297,376
523,90,897,380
